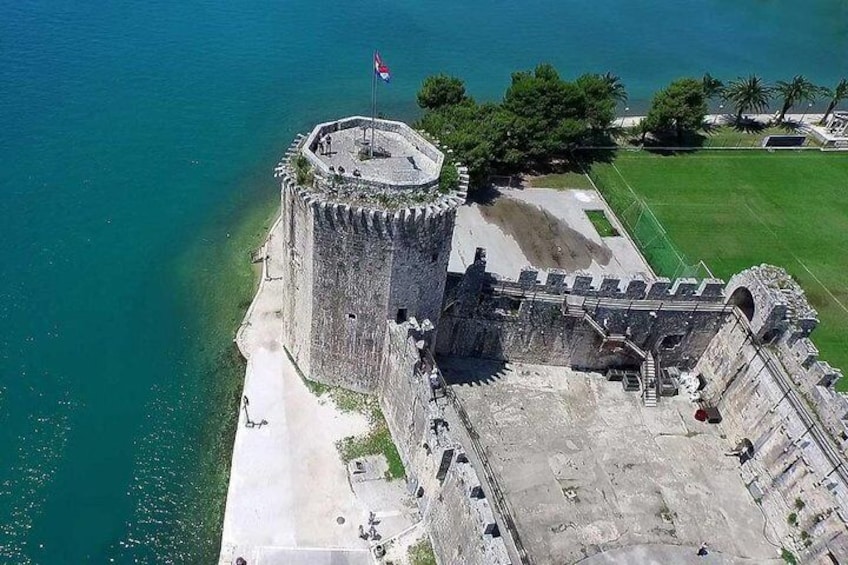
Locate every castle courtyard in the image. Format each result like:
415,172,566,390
438,357,781,565
449,187,653,281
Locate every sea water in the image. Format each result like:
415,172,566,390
1,0,845,561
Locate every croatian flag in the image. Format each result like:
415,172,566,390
374,51,391,83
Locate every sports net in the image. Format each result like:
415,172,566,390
585,163,712,280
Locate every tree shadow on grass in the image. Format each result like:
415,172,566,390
731,119,769,133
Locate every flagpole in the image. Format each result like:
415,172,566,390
370,51,376,158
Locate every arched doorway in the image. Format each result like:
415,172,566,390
728,287,755,321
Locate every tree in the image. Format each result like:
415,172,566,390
576,73,618,131
416,74,467,110
723,75,772,124
820,78,848,124
416,100,494,185
774,75,820,123
502,64,588,163
603,72,628,104
643,78,708,144
632,118,651,145
702,73,724,104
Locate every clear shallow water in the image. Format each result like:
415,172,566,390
0,0,845,562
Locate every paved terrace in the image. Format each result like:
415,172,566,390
449,187,653,281
311,124,440,188
219,218,377,565
438,357,782,565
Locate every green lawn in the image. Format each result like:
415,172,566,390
585,209,619,237
589,151,848,386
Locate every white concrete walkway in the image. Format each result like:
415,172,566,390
219,217,373,565
617,112,824,128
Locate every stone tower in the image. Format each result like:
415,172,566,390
277,117,465,392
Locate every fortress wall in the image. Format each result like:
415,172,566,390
437,253,729,370
696,314,848,562
388,206,457,330
724,265,848,451
436,303,726,371
280,177,315,375
489,265,726,303
308,197,398,392
378,321,512,565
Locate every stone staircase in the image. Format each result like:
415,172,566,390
642,354,658,408
581,312,647,361
456,163,470,200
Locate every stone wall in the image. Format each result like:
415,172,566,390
278,155,461,392
303,116,443,192
437,249,729,371
725,266,847,445
377,320,512,565
279,138,315,375
696,265,848,562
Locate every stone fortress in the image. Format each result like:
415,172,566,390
275,117,848,564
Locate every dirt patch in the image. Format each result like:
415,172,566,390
478,196,611,270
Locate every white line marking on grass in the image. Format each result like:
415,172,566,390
742,201,848,317
795,259,848,316
611,162,640,199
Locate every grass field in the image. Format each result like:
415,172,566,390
589,151,848,386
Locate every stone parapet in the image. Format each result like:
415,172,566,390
452,250,725,303
280,170,464,238
377,320,512,565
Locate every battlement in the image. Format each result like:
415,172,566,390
281,172,463,239
453,249,725,303
724,263,843,393
726,264,819,339
276,132,466,212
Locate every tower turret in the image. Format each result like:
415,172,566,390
278,116,464,391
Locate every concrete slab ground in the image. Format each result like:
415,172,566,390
448,187,653,281
219,218,379,565
312,125,439,187
438,357,783,565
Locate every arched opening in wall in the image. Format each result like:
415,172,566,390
728,287,755,321
396,308,408,323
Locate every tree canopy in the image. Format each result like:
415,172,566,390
577,73,619,131
723,75,772,123
821,78,848,123
643,78,708,143
702,73,724,103
416,74,467,110
415,63,626,188
502,64,588,162
774,75,820,123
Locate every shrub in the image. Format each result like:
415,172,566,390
408,538,437,565
439,162,460,193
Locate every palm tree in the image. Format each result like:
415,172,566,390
603,72,628,104
820,78,848,124
774,75,820,123
702,73,724,103
723,75,772,124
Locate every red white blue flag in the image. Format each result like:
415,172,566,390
374,51,391,83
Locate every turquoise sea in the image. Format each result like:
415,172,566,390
1,0,846,562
